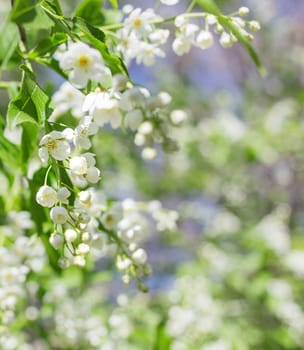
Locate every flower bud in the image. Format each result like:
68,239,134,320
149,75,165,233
50,206,69,224
64,229,77,242
49,233,63,249
76,243,90,255
249,20,261,31
196,30,214,49
238,6,250,16
132,248,148,265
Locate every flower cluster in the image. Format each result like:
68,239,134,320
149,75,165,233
36,160,178,286
38,280,134,350
52,43,184,158
117,6,169,66
0,213,45,349
173,7,260,56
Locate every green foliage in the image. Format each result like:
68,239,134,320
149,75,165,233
7,65,51,129
10,0,39,24
0,116,21,170
0,19,19,69
74,0,105,25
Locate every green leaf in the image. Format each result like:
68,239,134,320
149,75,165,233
74,0,105,26
36,57,68,80
73,17,128,75
21,123,39,167
7,65,51,129
29,33,67,57
43,0,63,16
40,0,78,40
197,0,266,76
0,117,21,170
153,318,172,350
0,19,19,69
10,0,38,24
109,0,118,8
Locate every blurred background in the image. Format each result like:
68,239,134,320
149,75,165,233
1,0,304,349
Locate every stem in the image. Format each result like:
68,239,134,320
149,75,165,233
100,12,213,32
186,0,197,12
0,81,20,89
11,0,27,47
44,165,53,185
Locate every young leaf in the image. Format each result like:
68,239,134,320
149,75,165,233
29,32,67,58
0,19,19,69
40,0,78,40
109,0,118,8
7,65,51,129
10,0,38,24
43,0,63,16
197,0,266,75
0,117,21,170
74,0,105,26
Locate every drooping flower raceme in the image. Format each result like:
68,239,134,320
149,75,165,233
58,42,111,88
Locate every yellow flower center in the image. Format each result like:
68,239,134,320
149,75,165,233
47,140,57,151
76,55,91,69
133,17,142,28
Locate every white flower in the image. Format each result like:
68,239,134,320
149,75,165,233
135,42,165,66
36,186,57,208
83,90,121,128
101,204,123,230
64,229,78,242
285,251,304,278
196,30,214,49
238,6,250,17
50,206,69,224
138,121,153,135
39,131,71,163
124,109,143,130
8,211,33,230
119,87,147,111
49,233,64,249
85,166,101,183
149,29,170,45
49,82,85,121
76,243,90,255
132,248,147,264
170,109,188,125
57,187,71,204
58,41,111,88
83,152,97,167
142,147,157,160
69,156,88,175
124,8,158,36
160,0,179,5
249,20,261,31
220,32,234,48
173,23,198,56
117,29,141,65
74,255,86,267
75,116,99,149
112,74,129,91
